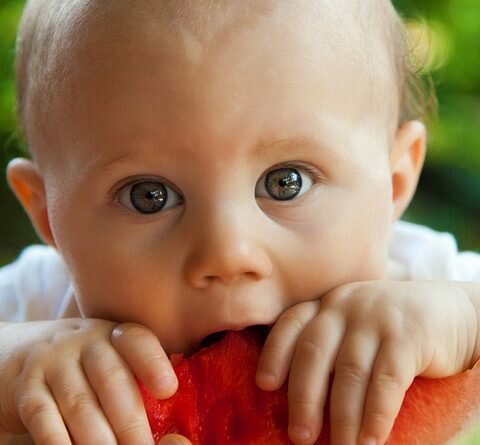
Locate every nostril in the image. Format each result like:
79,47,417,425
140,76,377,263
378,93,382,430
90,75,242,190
245,271,262,280
184,247,272,288
206,274,238,285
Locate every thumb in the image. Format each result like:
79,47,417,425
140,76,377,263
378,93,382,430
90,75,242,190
157,433,192,445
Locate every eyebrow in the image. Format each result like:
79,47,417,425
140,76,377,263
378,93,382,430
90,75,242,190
256,137,316,155
90,151,141,173
89,135,339,174
255,136,341,163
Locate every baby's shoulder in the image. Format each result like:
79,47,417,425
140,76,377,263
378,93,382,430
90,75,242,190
391,220,459,255
390,221,480,281
0,245,71,321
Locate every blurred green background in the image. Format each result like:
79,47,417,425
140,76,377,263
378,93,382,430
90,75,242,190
0,0,479,266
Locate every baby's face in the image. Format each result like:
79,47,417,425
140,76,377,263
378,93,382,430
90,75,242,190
35,1,397,353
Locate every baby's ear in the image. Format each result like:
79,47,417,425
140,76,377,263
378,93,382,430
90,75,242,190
390,120,427,221
7,158,56,247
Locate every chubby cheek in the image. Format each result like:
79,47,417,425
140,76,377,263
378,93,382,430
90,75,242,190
279,191,391,301
56,228,181,331
68,254,192,352
47,184,178,324
72,250,173,312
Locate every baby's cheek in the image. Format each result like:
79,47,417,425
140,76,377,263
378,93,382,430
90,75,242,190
282,228,387,300
69,259,145,318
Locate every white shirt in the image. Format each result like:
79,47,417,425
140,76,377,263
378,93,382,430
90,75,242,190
1,221,479,322
0,244,71,321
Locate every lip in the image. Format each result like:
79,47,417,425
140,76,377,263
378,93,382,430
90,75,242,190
199,330,229,348
187,322,274,356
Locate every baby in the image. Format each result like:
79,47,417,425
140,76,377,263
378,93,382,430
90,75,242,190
1,0,480,444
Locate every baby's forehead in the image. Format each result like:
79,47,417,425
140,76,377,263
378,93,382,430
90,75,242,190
18,0,400,163
77,0,394,57
22,0,398,77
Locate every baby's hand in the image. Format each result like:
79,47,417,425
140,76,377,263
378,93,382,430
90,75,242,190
0,319,178,444
255,281,478,445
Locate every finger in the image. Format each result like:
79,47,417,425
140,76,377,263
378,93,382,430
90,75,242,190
82,343,154,445
46,364,117,444
287,313,345,445
17,378,72,445
256,301,320,391
329,330,380,445
358,340,415,445
111,323,178,399
157,433,193,445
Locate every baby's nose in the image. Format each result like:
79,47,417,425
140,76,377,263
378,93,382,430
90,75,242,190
183,207,272,288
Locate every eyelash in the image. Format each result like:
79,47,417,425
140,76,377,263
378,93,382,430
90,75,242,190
111,176,181,201
266,162,323,183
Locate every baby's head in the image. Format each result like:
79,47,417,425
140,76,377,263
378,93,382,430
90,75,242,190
9,0,428,353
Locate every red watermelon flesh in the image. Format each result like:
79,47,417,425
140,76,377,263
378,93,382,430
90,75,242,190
139,327,480,445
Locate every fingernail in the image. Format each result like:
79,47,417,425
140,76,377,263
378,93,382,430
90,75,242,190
289,424,312,441
360,437,377,445
256,371,277,388
155,374,177,396
159,437,180,445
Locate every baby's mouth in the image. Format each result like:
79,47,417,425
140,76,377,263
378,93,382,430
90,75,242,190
200,330,228,348
194,325,271,354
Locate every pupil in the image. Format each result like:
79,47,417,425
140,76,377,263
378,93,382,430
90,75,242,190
266,168,302,201
131,182,167,213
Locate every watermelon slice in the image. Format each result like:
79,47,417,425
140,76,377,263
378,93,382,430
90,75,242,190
139,327,480,445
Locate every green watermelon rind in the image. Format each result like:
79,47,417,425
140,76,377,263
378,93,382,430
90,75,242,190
450,418,480,445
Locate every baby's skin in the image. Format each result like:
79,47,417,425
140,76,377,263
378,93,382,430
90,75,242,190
1,1,480,445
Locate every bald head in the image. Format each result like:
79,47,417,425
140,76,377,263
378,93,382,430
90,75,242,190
15,0,419,158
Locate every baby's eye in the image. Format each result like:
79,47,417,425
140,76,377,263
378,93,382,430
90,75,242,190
118,180,183,214
255,166,314,201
